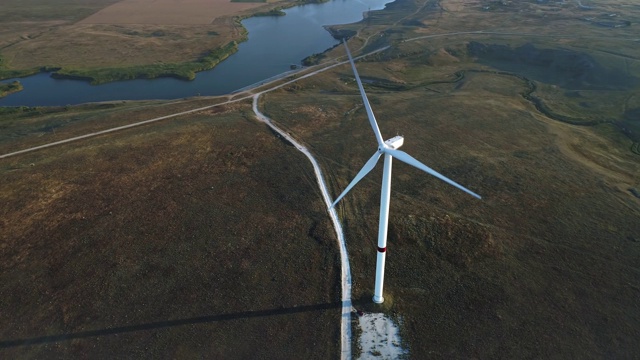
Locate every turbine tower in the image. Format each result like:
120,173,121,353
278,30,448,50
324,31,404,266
332,40,481,304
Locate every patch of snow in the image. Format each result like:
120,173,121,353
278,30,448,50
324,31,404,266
358,313,407,359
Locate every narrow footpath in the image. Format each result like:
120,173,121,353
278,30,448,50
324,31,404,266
252,95,353,360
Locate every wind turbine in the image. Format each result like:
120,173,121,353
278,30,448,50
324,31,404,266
332,40,481,304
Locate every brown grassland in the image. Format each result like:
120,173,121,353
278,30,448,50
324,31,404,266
79,0,270,25
263,62,640,357
265,0,640,357
1,0,640,358
0,100,340,357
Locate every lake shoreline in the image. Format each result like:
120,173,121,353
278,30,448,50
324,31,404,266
0,0,337,86
0,0,392,107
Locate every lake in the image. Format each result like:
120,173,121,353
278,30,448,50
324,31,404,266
0,0,391,107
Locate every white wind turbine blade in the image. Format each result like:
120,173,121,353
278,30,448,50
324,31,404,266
343,39,385,147
386,148,482,199
331,151,382,208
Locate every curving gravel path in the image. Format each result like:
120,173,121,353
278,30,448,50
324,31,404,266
251,95,353,360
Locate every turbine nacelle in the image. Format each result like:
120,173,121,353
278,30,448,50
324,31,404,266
334,39,482,303
383,135,404,150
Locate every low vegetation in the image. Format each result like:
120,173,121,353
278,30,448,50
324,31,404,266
0,81,23,98
253,9,287,17
0,0,345,85
0,100,340,358
51,41,240,84
1,0,639,358
0,0,293,83
0,55,39,81
0,0,121,23
260,1,640,353
302,53,326,66
263,48,640,356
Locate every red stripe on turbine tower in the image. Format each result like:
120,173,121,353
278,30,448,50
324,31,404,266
330,40,481,304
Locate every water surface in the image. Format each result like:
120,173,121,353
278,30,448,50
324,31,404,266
0,0,391,107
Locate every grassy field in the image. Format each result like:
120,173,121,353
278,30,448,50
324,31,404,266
0,0,121,23
51,41,241,84
258,0,640,356
1,0,640,358
262,42,640,356
0,100,340,358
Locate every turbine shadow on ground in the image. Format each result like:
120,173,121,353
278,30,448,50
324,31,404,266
0,302,342,349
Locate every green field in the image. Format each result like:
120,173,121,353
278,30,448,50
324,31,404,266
51,41,240,84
